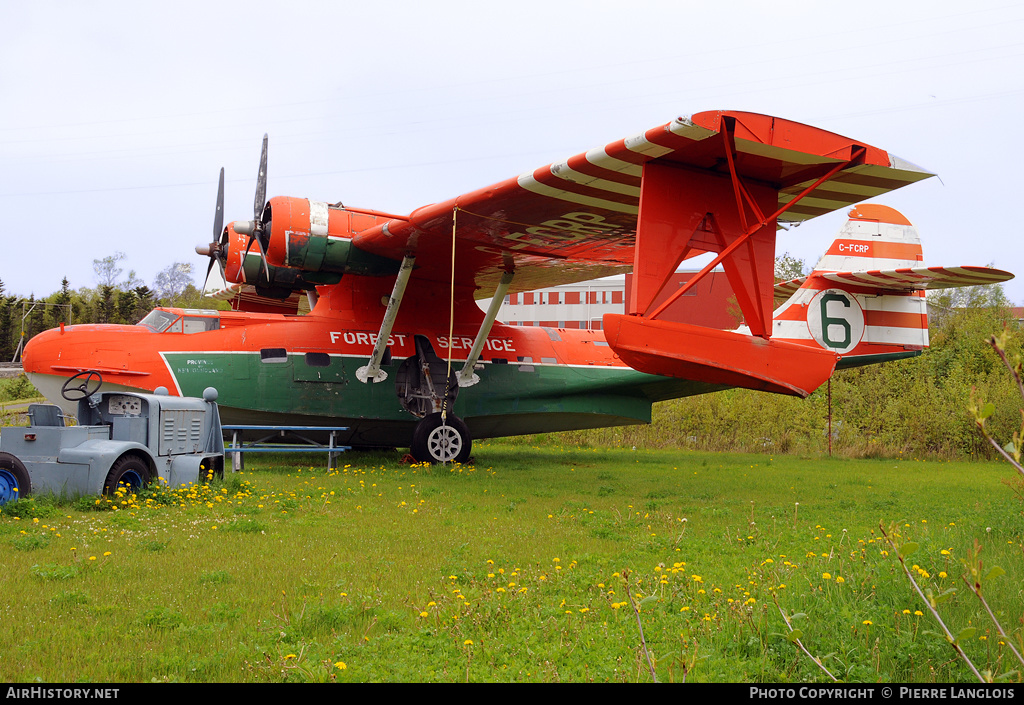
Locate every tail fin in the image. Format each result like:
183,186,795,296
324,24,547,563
772,205,1013,368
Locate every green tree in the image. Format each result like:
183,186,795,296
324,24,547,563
774,252,807,282
154,262,195,303
93,252,127,289
133,285,156,320
47,277,73,328
97,285,116,324
0,279,13,362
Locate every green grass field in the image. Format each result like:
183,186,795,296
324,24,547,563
1,443,1021,683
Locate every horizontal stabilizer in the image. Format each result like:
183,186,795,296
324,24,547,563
773,266,1012,308
773,277,806,307
819,265,1013,292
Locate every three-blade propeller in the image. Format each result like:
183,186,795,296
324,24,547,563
196,134,272,289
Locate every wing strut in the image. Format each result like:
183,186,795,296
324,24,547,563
356,254,416,384
458,270,515,388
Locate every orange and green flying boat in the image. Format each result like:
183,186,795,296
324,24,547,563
22,111,1013,463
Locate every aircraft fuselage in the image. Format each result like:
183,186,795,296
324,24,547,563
23,306,720,449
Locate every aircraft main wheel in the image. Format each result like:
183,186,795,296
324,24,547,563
411,413,472,464
0,452,30,505
103,455,151,495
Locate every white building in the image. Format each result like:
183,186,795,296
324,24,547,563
489,276,625,330
481,270,737,331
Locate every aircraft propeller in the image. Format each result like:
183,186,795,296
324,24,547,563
195,167,227,286
234,134,272,286
195,135,273,291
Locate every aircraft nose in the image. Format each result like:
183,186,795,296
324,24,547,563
21,326,76,410
21,325,60,373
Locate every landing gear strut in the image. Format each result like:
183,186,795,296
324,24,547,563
397,336,471,463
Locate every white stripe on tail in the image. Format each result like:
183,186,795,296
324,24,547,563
771,204,1013,368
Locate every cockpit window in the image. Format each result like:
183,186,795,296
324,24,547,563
137,310,220,334
137,310,179,333
182,317,220,333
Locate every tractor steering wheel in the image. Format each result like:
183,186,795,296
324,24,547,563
61,370,104,401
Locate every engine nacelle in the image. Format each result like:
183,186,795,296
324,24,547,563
219,221,339,299
264,197,400,276
222,223,250,285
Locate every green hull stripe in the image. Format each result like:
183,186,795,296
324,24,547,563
163,353,690,440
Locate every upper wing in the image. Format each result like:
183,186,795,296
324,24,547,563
352,110,934,295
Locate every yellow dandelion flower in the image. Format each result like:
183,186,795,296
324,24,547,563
335,662,347,670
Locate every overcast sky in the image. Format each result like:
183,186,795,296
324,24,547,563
1,0,1022,304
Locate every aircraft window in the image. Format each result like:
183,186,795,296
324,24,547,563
260,348,289,363
137,310,179,333
182,317,220,334
541,357,557,364
168,318,183,333
305,352,331,367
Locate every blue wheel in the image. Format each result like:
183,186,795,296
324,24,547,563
0,452,30,505
103,455,151,495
